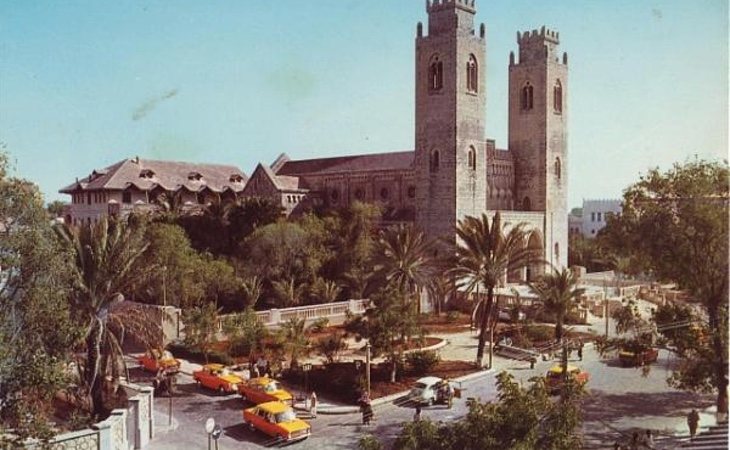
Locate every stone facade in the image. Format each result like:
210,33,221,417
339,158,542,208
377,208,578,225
244,0,571,270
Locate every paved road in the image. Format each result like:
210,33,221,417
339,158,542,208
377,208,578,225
146,345,714,449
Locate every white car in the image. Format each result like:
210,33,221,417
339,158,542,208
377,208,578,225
408,376,450,406
498,308,526,322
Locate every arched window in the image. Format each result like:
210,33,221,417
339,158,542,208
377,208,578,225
354,188,364,200
407,186,416,198
554,157,562,180
523,196,531,211
466,54,478,93
467,146,476,170
521,82,534,110
330,189,339,203
429,55,443,91
553,80,562,113
430,150,440,173
380,187,389,200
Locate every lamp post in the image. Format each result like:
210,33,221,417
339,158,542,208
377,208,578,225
365,342,371,398
204,417,215,450
302,363,312,394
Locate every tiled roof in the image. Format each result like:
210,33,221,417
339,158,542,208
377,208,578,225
276,151,414,176
59,158,248,194
256,163,307,192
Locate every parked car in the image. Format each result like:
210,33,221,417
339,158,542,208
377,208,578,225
407,376,456,406
243,401,311,443
619,347,659,367
544,364,589,394
193,363,244,394
137,349,180,374
497,308,526,322
238,377,293,405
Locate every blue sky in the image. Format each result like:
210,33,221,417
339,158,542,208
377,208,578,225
1,0,727,208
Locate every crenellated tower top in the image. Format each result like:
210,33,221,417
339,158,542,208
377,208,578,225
512,26,567,66
426,0,476,14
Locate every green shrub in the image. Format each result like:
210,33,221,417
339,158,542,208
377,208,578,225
405,350,440,375
167,342,233,366
359,435,384,450
309,317,330,333
525,325,554,343
446,310,460,323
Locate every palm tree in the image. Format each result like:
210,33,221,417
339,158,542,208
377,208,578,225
449,212,539,368
56,217,155,419
240,275,263,309
371,224,437,314
278,318,310,369
528,267,585,388
272,277,306,308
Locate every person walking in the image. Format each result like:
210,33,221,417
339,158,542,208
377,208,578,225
413,404,422,422
309,391,318,418
643,429,654,449
577,341,584,361
687,408,700,439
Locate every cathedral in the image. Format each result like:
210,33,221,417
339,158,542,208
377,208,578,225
243,0,569,274
61,0,569,277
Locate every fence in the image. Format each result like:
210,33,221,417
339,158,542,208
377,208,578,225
217,299,369,332
27,382,153,450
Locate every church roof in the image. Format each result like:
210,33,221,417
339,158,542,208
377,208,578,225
276,151,414,176
59,158,248,194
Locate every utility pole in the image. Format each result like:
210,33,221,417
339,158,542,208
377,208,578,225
365,341,371,397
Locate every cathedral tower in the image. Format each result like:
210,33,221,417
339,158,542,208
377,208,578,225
415,0,487,246
508,27,569,268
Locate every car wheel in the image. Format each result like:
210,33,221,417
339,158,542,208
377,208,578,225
240,393,247,402
218,386,225,395
247,422,255,431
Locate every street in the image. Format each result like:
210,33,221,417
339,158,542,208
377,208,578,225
147,344,714,449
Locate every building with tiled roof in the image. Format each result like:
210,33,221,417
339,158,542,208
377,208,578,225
60,157,247,225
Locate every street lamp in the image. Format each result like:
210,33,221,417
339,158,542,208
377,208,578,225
302,363,312,394
204,417,215,450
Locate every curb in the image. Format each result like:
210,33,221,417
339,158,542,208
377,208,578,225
314,367,493,415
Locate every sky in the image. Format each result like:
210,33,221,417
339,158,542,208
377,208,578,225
1,0,727,208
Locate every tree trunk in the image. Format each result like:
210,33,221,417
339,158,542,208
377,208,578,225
708,302,729,416
390,356,397,383
86,329,105,420
476,287,494,368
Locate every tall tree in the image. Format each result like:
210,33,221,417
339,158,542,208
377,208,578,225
278,318,310,369
599,159,729,415
56,217,156,419
371,224,436,314
449,212,537,368
0,153,81,443
529,267,585,389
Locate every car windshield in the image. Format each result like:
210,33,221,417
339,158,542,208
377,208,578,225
162,351,173,359
275,410,297,423
412,382,427,390
218,368,230,376
264,381,281,392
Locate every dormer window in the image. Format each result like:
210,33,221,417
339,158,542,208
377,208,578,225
139,169,156,179
229,174,244,183
188,172,203,181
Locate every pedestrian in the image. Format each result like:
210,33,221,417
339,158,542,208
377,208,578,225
309,391,318,418
252,364,260,378
359,392,372,425
687,408,700,439
530,357,536,369
413,404,422,422
256,355,267,377
644,429,654,449
577,340,584,361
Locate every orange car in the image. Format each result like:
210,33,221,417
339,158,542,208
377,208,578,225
243,401,311,443
137,349,181,373
193,363,244,394
619,348,659,367
239,377,294,405
544,364,589,394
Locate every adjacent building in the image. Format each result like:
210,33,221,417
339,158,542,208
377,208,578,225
580,199,622,237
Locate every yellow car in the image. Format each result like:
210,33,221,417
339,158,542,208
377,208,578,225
137,349,180,374
238,377,294,405
243,401,311,443
544,364,589,394
193,363,244,394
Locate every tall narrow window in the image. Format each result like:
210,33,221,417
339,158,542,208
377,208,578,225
523,196,531,211
554,243,560,260
521,82,534,110
429,55,443,91
430,150,440,172
466,54,478,93
554,157,562,180
553,80,563,113
467,146,476,170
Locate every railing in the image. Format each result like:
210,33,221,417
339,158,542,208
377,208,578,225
217,299,369,332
